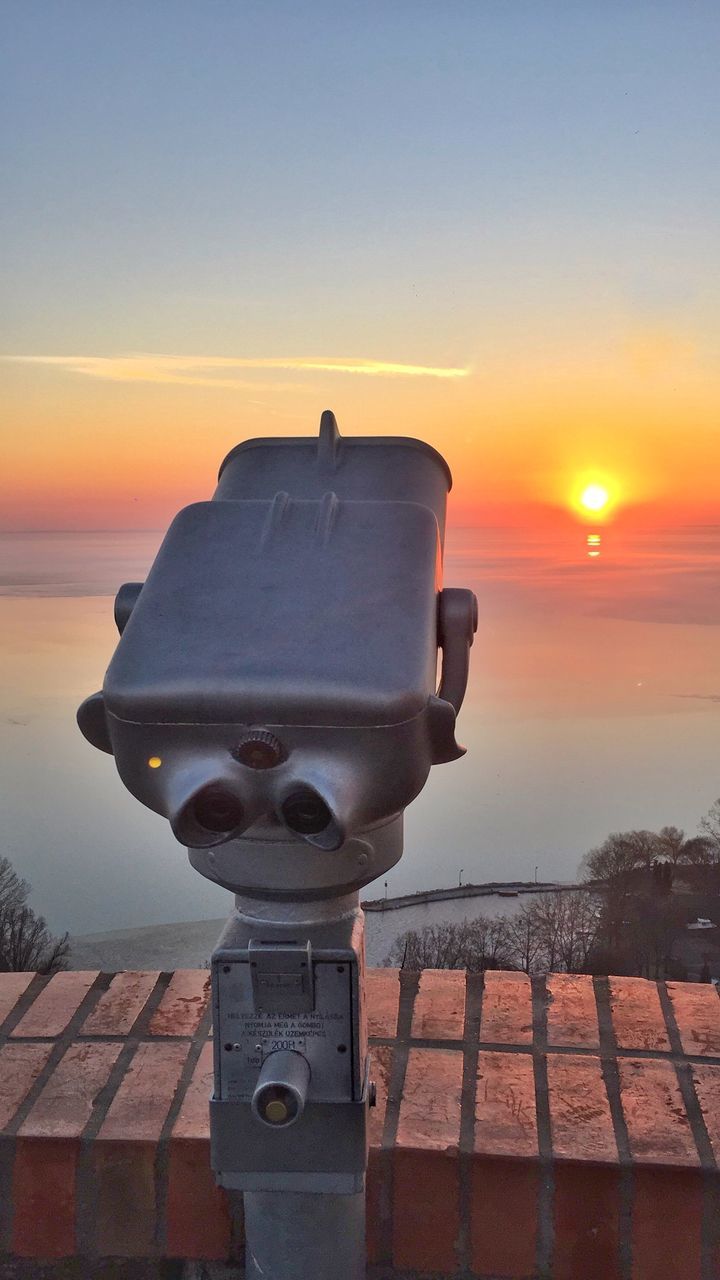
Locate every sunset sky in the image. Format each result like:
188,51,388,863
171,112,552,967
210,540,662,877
3,2,719,532
3,4,720,933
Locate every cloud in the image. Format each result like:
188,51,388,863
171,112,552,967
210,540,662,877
674,694,720,704
4,352,470,388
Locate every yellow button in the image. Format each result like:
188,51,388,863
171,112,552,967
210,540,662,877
265,1099,288,1124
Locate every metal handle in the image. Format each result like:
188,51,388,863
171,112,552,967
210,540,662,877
114,581,144,634
437,588,478,713
252,1050,311,1128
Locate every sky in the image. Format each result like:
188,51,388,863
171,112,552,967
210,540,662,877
3,4,720,934
3,1,720,531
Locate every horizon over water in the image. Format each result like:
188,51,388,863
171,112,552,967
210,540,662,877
2,521,720,938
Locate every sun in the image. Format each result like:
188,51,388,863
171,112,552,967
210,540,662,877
579,483,610,513
568,474,619,522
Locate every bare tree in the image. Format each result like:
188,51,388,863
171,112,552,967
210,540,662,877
681,803,720,892
385,916,513,971
582,831,664,956
655,826,715,884
525,893,564,972
0,857,68,974
583,830,660,887
386,893,605,977
699,798,720,847
557,890,602,973
0,857,29,913
522,890,602,975
580,827,698,978
503,901,545,974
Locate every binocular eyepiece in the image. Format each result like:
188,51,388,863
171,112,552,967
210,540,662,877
78,411,476,899
171,777,340,851
175,784,248,844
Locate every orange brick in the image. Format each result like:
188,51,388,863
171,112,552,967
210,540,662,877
475,1050,537,1158
397,1048,462,1151
393,1148,459,1274
19,1042,121,1138
554,1164,621,1280
547,1054,617,1163
0,1043,53,1130
12,1136,76,1257
632,1168,703,1280
548,1054,621,1280
99,1041,189,1140
81,970,159,1036
411,969,465,1040
480,970,533,1044
148,970,211,1036
666,981,720,1056
0,973,35,1026
393,1047,462,1273
470,1155,539,1278
366,968,400,1038
618,1059,699,1166
167,1140,230,1259
546,973,599,1048
171,1042,213,1140
91,1140,157,1256
90,1041,188,1254
167,1047,224,1257
608,976,670,1052
11,972,98,1038
690,1063,720,1159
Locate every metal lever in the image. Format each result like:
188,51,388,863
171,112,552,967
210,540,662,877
252,1051,311,1128
437,588,478,713
114,581,144,634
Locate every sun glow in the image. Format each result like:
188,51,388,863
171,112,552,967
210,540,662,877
567,474,619,522
580,484,610,512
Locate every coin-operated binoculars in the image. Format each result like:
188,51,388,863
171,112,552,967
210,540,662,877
78,410,477,1280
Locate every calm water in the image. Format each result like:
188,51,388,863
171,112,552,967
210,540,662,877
364,890,551,967
2,524,719,936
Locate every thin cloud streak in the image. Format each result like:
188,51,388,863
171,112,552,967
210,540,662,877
5,353,470,385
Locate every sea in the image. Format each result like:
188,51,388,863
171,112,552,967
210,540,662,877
2,523,720,938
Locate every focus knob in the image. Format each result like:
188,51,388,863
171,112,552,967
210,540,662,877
232,731,286,770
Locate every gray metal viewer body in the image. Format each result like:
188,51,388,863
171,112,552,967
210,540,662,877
78,411,477,1279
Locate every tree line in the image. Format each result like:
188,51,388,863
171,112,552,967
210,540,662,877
386,799,720,979
4,801,720,977
386,889,600,974
0,857,68,973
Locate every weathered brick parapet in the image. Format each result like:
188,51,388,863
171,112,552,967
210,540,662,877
1,968,720,1279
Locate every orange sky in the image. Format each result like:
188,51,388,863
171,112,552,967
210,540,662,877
2,332,718,531
4,6,719,536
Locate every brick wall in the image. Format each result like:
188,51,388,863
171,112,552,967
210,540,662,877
1,968,719,1278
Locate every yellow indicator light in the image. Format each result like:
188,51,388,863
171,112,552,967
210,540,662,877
147,756,162,769
587,534,601,545
265,1099,288,1124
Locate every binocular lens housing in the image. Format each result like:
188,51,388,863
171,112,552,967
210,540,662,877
192,786,245,834
281,789,332,836
172,784,247,847
280,787,345,850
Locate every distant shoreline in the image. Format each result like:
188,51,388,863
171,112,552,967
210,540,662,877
362,879,577,911
67,880,578,971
